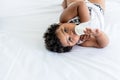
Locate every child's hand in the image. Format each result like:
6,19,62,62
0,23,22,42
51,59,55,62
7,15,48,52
80,34,91,41
84,27,102,37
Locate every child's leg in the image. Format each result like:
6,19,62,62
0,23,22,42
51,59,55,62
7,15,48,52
89,0,105,11
62,0,67,9
60,1,90,23
66,0,84,6
62,0,84,9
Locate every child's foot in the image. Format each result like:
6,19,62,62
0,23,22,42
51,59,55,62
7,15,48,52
62,0,67,9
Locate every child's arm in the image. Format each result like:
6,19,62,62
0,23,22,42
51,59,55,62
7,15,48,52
80,28,109,48
60,1,90,23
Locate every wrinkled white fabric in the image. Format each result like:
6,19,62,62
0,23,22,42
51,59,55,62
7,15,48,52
1,0,120,80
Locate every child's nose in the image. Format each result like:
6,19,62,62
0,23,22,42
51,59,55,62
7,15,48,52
70,30,74,35
70,34,77,41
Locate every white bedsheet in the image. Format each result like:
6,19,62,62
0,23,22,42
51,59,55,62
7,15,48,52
0,0,120,80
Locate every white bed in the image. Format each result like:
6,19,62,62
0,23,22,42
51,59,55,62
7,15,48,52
1,0,120,80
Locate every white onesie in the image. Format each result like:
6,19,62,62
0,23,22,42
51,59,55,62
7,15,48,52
68,1,104,36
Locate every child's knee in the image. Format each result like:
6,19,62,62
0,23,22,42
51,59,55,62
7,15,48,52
75,1,86,6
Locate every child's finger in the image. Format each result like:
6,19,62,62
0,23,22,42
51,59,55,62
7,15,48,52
83,30,87,34
86,27,92,34
80,35,84,41
95,28,100,33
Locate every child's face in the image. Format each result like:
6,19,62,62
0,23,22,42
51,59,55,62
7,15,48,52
56,23,80,47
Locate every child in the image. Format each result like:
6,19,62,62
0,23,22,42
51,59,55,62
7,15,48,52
44,0,109,53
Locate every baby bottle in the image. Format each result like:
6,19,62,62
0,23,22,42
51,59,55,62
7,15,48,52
75,21,90,36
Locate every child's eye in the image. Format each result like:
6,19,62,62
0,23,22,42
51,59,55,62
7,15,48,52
64,29,68,33
68,37,72,42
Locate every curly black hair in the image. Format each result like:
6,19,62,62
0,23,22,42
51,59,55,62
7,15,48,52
43,23,73,53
